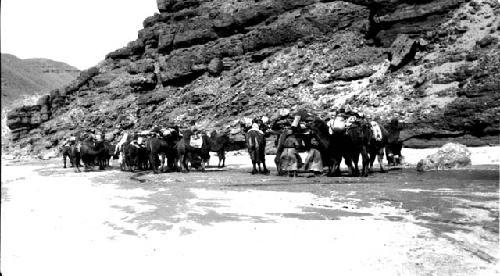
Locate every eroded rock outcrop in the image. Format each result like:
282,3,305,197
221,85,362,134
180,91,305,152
5,0,500,156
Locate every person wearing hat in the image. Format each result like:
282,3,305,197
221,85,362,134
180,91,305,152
304,136,323,177
277,128,300,177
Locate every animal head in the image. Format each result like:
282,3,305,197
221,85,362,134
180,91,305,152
309,118,328,134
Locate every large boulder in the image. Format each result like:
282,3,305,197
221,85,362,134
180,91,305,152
416,143,472,171
207,58,223,76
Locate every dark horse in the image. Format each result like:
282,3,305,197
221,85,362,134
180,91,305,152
122,141,140,172
146,127,181,173
62,144,81,172
177,129,210,172
385,119,404,166
103,142,117,167
245,128,269,174
308,119,336,174
80,138,108,171
309,118,370,177
204,130,230,168
61,145,79,168
345,120,371,177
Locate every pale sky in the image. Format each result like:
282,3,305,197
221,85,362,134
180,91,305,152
1,0,158,70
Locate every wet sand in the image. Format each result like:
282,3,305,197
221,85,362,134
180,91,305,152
1,146,499,276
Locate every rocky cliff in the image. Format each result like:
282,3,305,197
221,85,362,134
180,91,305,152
5,0,500,156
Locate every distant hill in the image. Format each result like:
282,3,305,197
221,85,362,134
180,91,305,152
1,53,80,106
1,53,80,148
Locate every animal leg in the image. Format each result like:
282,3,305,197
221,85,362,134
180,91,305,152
377,148,386,173
368,150,377,172
353,153,361,176
150,154,158,174
220,151,226,168
72,155,81,173
183,154,190,173
251,162,258,175
329,155,341,176
344,155,354,176
261,160,270,175
63,155,67,169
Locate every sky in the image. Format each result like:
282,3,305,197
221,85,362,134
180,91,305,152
1,0,157,70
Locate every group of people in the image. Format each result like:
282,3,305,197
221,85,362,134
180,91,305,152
269,105,403,177
59,105,403,176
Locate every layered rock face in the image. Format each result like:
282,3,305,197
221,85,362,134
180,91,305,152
5,0,500,155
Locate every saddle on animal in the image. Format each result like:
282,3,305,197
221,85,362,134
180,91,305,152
345,116,357,128
161,128,175,136
370,121,383,141
328,116,346,134
190,135,203,148
249,123,264,135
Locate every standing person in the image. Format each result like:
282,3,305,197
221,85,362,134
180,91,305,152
304,136,323,177
278,128,300,177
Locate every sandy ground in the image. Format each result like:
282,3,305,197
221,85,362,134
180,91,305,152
1,146,499,276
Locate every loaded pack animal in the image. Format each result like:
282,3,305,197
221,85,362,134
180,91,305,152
176,129,210,172
146,127,181,173
204,130,231,168
308,118,337,175
345,119,371,177
244,120,270,175
309,117,371,177
80,136,108,171
102,141,117,168
385,118,404,166
62,145,74,169
117,133,149,172
61,142,82,172
69,144,82,172
122,141,140,172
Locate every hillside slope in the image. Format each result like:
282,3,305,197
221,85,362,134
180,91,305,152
1,54,80,149
5,0,500,156
1,54,80,105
